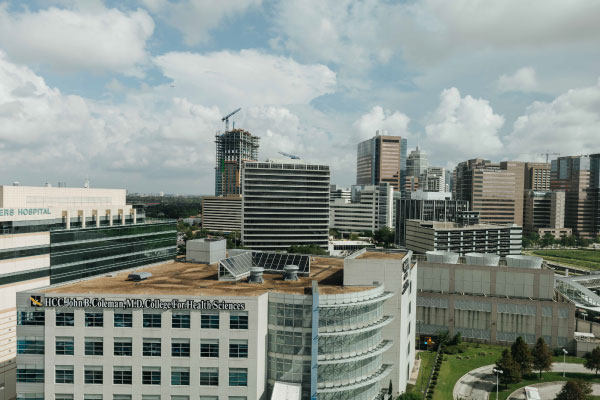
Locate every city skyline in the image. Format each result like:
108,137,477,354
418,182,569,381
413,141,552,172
0,1,599,194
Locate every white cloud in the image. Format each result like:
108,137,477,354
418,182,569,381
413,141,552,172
140,0,261,45
506,78,600,161
0,3,154,75
423,87,505,163
153,50,336,108
497,67,538,93
353,106,412,142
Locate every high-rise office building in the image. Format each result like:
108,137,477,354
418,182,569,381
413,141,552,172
551,154,600,238
201,195,242,232
329,184,351,203
406,146,428,178
419,166,446,192
215,129,259,196
356,131,408,193
525,163,551,191
330,184,393,233
242,160,330,250
523,190,567,236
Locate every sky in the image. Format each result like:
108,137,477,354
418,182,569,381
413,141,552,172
0,0,599,194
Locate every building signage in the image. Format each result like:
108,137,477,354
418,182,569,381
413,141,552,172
0,208,51,217
40,296,245,311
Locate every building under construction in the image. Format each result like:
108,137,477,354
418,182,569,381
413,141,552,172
215,129,259,196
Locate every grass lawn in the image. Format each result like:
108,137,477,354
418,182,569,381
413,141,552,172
529,249,600,270
496,371,600,400
552,355,586,364
433,343,507,400
411,350,437,395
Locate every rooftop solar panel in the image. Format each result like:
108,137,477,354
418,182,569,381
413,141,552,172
219,251,310,281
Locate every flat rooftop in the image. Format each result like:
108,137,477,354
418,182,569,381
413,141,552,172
356,251,406,260
409,220,516,231
45,256,377,296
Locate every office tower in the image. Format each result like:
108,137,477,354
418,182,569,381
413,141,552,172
406,145,428,178
420,166,446,192
525,162,551,190
356,131,408,193
215,129,259,196
405,219,522,256
395,191,470,245
330,184,393,233
0,185,176,399
329,184,351,203
551,154,600,238
454,159,524,226
523,191,570,239
201,195,242,232
242,160,330,250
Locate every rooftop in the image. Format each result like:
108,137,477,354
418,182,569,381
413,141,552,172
45,256,377,296
356,251,406,260
408,219,518,231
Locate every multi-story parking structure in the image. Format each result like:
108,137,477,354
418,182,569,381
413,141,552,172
16,250,416,400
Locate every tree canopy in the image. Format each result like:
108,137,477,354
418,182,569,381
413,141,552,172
495,349,522,385
555,379,593,400
532,337,553,378
584,346,600,376
511,336,533,375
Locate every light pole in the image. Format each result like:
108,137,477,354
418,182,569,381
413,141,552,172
562,348,569,377
492,368,503,400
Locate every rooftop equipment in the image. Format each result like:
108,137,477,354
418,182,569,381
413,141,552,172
465,252,500,266
426,250,459,264
506,255,543,269
128,271,152,281
283,265,299,281
248,267,264,284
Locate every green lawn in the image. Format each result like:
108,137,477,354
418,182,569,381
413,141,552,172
552,355,586,364
433,343,507,400
530,249,600,270
496,371,600,400
412,350,437,395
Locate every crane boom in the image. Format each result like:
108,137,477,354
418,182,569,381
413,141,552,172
221,108,241,132
278,151,300,160
540,151,560,163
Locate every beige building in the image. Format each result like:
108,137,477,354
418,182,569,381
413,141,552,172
329,184,394,234
201,195,242,232
356,131,408,193
525,163,551,191
524,190,566,234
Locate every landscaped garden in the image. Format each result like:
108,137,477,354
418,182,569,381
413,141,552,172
530,249,600,270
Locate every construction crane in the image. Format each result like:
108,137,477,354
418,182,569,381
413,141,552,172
541,151,560,163
278,151,300,160
221,108,241,132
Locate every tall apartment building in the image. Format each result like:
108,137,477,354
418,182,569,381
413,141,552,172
551,154,600,238
394,191,469,245
242,160,330,250
356,131,408,193
330,184,393,233
15,250,416,399
405,219,522,256
0,185,176,400
406,146,428,178
201,195,242,232
214,129,259,196
329,184,351,203
523,191,567,236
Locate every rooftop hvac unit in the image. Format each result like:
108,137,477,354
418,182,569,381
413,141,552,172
248,267,264,284
506,255,542,269
426,250,459,264
465,252,500,266
283,265,299,281
128,271,152,281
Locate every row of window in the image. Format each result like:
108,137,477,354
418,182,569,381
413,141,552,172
18,367,248,387
18,311,249,329
17,337,248,358
19,395,245,400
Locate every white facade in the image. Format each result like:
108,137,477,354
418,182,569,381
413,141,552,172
186,239,227,264
418,167,446,193
329,184,393,234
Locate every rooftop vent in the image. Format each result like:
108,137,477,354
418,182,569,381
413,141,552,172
128,271,152,281
248,267,264,284
426,250,459,264
12,182,19,186
283,265,299,281
465,252,500,266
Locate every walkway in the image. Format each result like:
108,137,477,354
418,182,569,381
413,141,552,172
507,382,600,399
453,363,594,400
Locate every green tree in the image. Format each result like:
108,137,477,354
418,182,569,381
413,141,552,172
541,232,555,248
555,379,593,400
532,337,553,378
577,236,592,248
288,245,328,255
584,346,600,376
388,379,392,395
523,232,540,248
511,336,533,375
349,232,360,241
329,228,341,239
436,330,450,346
397,392,421,400
374,226,395,247
495,349,522,385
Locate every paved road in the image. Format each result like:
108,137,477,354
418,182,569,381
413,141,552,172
507,382,600,399
453,363,594,400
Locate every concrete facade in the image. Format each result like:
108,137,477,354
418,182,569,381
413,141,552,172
356,131,408,194
524,191,566,234
329,184,393,234
186,239,227,264
201,196,242,232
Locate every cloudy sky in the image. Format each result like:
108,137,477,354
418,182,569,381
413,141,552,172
0,0,599,194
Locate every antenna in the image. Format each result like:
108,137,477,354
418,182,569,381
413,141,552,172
221,108,241,132
540,151,560,163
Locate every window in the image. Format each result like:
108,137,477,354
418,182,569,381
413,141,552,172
229,368,247,387
230,312,248,330
171,367,189,386
16,367,44,383
84,366,103,384
408,321,411,336
113,313,132,328
85,337,103,356
171,339,190,357
200,368,218,386
229,397,247,400
172,312,190,328
142,397,160,400
55,366,74,384
143,338,161,356
17,311,44,325
114,338,132,356
201,313,219,329
171,397,189,400
16,395,44,400
142,367,161,385
84,395,103,400
229,340,248,358
17,337,44,354
56,311,74,327
200,397,218,400
56,395,74,400
85,312,103,327
56,337,74,356
200,339,219,358
143,313,161,328
113,366,132,385
113,396,131,400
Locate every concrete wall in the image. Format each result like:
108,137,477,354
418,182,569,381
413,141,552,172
186,239,227,264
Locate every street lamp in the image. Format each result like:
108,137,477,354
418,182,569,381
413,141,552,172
492,368,503,400
562,349,569,377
